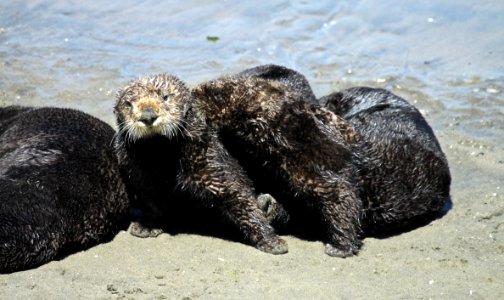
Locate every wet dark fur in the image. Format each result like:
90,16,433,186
114,75,288,255
114,74,362,257
229,65,323,229
192,77,362,257
0,106,129,273
238,64,318,104
320,87,451,233
237,64,451,236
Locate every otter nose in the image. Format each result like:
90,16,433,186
139,108,158,126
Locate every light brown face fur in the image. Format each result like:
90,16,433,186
114,74,191,142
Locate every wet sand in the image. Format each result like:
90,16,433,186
1,1,503,299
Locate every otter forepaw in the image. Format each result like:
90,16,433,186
257,193,290,227
129,221,164,238
324,242,360,258
256,236,288,255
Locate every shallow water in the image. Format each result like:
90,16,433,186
1,1,503,138
1,1,504,298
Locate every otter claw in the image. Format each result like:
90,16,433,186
324,243,358,258
257,237,288,255
129,221,164,238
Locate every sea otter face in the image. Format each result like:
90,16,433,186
114,74,191,142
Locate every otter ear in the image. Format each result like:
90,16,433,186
191,84,205,97
112,104,122,121
193,82,222,100
115,91,127,106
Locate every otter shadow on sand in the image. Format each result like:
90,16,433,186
128,200,247,243
364,196,452,239
142,195,451,247
274,195,452,242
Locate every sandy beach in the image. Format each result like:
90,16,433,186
1,1,503,299
1,130,503,299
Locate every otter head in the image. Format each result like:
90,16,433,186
114,74,191,142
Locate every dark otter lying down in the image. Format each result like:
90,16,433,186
0,106,129,273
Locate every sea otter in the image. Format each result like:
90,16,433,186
237,64,451,234
320,87,451,233
0,106,129,273
114,74,362,257
113,75,289,255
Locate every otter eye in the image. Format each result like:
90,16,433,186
124,100,133,109
162,94,170,102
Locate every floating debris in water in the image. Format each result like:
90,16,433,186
206,36,219,42
464,76,482,84
485,87,500,94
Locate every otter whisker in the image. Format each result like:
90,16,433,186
159,124,170,139
177,118,193,138
125,124,139,144
168,123,179,139
169,122,183,139
112,123,130,147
